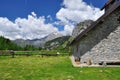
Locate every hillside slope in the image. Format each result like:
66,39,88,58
0,36,22,50
45,36,70,50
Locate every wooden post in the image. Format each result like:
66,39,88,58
10,50,14,58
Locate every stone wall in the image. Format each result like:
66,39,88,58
72,7,120,64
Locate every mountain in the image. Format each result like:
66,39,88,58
12,32,64,48
45,32,63,41
13,38,44,48
44,20,94,51
45,36,70,50
72,20,93,39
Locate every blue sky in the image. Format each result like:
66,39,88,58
0,0,62,21
0,0,106,40
0,0,106,20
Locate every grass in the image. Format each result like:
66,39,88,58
0,56,120,80
14,51,69,56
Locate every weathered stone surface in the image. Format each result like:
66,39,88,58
72,20,93,39
72,7,120,64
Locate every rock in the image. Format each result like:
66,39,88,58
72,20,93,38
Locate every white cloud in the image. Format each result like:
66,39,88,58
0,17,20,39
61,24,74,35
31,12,37,17
0,12,58,40
47,15,53,21
56,0,104,35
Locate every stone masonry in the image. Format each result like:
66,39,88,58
72,7,120,64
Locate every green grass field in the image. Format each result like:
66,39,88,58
0,56,120,80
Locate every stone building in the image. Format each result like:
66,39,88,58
70,0,120,65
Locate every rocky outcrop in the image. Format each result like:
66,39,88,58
72,20,93,38
45,32,63,42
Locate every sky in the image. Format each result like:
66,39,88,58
0,0,107,40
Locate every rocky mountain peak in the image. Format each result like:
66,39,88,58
72,20,94,39
45,32,63,41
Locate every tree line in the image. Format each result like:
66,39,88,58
0,36,41,51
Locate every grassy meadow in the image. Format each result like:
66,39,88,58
0,55,120,80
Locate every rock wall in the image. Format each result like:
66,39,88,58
72,7,120,64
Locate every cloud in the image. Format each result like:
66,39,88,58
47,15,53,21
60,24,74,35
0,0,104,40
31,12,37,17
56,0,104,35
0,17,20,39
0,12,58,40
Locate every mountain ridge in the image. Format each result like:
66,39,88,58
12,32,64,48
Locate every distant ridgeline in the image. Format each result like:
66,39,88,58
0,36,71,51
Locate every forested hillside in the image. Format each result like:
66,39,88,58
0,36,22,50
